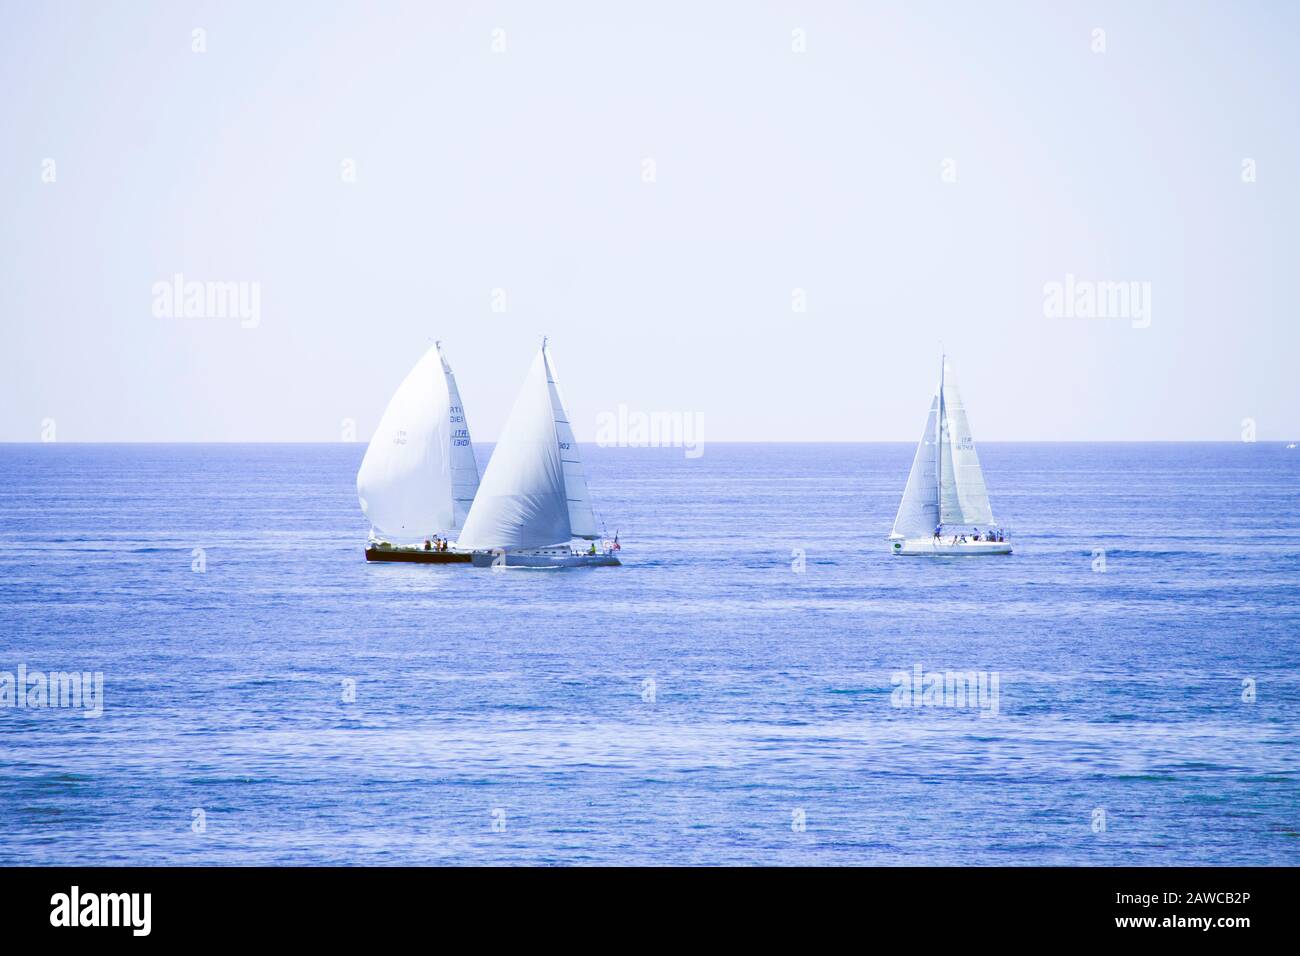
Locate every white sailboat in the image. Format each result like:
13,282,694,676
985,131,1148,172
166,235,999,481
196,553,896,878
357,342,481,563
457,339,621,568
889,355,1011,556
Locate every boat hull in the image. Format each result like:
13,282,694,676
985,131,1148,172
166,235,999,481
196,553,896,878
891,538,1012,556
470,548,621,568
364,546,472,564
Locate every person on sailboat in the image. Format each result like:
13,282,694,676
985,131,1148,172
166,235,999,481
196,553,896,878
357,342,483,566
934,525,942,540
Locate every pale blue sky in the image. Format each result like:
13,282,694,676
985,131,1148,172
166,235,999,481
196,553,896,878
2,1,1296,442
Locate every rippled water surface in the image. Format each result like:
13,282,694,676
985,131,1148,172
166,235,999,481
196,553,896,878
1,442,1297,865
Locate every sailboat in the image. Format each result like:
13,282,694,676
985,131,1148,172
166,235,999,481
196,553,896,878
357,342,481,563
889,355,1011,556
457,339,621,568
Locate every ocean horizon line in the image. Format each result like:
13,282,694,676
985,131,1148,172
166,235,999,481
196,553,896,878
0,439,1290,447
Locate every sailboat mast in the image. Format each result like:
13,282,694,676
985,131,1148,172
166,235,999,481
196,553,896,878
936,353,945,531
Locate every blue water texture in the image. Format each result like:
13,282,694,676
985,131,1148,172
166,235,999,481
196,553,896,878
0,442,1296,865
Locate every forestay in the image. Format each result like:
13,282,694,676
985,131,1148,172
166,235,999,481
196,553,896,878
456,348,573,551
890,393,941,538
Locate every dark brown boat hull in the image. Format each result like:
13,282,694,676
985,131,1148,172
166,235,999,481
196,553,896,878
364,547,472,564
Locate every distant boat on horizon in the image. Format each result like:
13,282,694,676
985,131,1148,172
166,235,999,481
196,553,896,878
357,342,480,564
889,355,1012,556
457,339,621,568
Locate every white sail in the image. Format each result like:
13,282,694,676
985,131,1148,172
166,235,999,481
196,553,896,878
891,356,996,537
542,343,600,539
456,347,572,551
356,344,480,540
891,393,941,539
937,359,994,527
440,347,481,529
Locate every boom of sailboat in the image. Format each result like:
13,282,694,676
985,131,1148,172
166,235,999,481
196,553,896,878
357,339,622,568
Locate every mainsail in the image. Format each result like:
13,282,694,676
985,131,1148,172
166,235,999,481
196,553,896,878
542,344,600,539
937,360,993,526
457,342,597,551
356,343,481,540
890,356,994,537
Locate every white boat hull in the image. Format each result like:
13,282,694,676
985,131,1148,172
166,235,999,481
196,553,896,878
891,537,1012,556
471,547,621,568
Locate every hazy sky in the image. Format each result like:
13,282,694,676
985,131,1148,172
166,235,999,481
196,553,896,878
3,1,1297,442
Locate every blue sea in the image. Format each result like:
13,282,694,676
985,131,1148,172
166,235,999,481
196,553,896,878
1,442,1296,865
